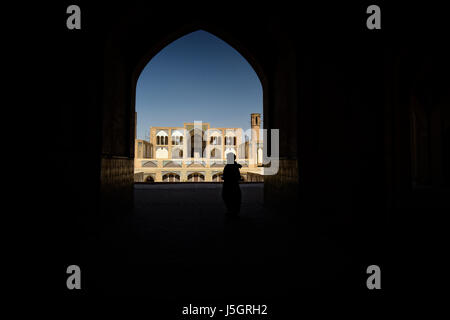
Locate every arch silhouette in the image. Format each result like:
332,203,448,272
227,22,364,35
122,22,272,186
131,26,269,146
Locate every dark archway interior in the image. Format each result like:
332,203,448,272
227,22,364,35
31,2,450,303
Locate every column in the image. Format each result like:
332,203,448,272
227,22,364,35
168,128,172,159
180,170,187,182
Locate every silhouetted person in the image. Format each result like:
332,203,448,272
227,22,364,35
222,153,242,216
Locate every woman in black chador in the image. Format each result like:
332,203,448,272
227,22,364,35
222,153,242,216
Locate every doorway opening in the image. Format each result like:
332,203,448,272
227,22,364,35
133,30,265,184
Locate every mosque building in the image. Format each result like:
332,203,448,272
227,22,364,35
134,113,264,182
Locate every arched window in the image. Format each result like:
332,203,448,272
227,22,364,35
211,148,220,159
187,173,204,182
225,136,236,145
156,131,168,145
163,173,180,182
172,148,183,159
156,147,168,159
209,131,221,145
172,130,183,145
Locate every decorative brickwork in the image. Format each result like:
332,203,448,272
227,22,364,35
264,159,299,206
100,156,134,213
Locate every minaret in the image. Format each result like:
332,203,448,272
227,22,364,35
251,113,261,143
250,113,261,166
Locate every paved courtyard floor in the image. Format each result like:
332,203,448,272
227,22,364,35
84,183,354,299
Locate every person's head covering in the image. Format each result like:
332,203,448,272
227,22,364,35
226,153,235,164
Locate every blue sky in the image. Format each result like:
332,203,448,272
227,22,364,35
135,30,262,140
